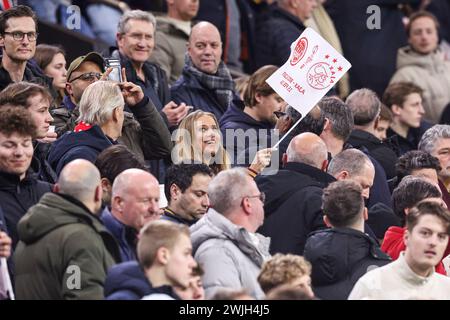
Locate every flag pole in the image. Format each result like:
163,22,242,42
272,116,303,150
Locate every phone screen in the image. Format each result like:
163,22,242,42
105,59,122,82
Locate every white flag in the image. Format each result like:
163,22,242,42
266,27,351,116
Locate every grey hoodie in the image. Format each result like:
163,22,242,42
390,45,450,123
190,209,271,299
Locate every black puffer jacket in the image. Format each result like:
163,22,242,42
304,228,391,300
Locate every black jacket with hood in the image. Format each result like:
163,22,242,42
304,227,391,300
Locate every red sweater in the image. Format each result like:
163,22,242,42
381,226,449,275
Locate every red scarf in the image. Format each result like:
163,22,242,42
74,121,93,133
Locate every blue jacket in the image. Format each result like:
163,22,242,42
48,125,115,176
101,207,137,262
255,4,306,69
219,104,274,166
104,261,152,300
170,71,241,121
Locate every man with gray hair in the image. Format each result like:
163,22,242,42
49,81,126,175
328,148,396,240
14,159,120,299
101,168,161,262
114,9,190,128
318,97,354,157
256,132,335,256
49,78,169,176
346,88,398,179
190,168,271,299
419,124,450,207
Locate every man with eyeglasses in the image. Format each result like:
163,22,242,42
190,168,271,299
51,52,172,173
0,5,52,91
114,10,190,129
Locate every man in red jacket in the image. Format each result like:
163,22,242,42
382,175,450,275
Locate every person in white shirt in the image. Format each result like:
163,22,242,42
349,200,450,300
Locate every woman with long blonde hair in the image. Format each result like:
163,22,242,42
173,110,272,176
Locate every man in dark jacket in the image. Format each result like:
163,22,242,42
346,88,398,180
171,21,240,121
327,148,395,240
0,106,52,250
49,78,170,175
0,81,57,183
161,164,213,226
14,159,121,300
254,0,317,69
220,65,284,166
51,52,172,165
256,132,334,255
102,168,161,262
304,180,391,300
0,6,53,91
115,9,190,128
383,82,432,156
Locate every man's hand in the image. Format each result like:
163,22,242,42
120,68,144,106
36,130,57,144
0,232,11,258
162,101,191,127
249,148,273,174
100,67,113,81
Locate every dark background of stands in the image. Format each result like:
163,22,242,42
37,20,110,63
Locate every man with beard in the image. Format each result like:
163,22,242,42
0,5,51,91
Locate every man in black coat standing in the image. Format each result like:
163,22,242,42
256,132,335,255
255,0,318,69
304,180,391,300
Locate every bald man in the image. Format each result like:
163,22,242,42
101,168,160,262
14,159,121,300
255,132,336,255
170,21,240,120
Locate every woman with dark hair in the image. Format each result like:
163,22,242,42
34,44,67,106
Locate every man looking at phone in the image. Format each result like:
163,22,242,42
51,52,172,169
114,10,190,128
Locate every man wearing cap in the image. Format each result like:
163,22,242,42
51,52,172,167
